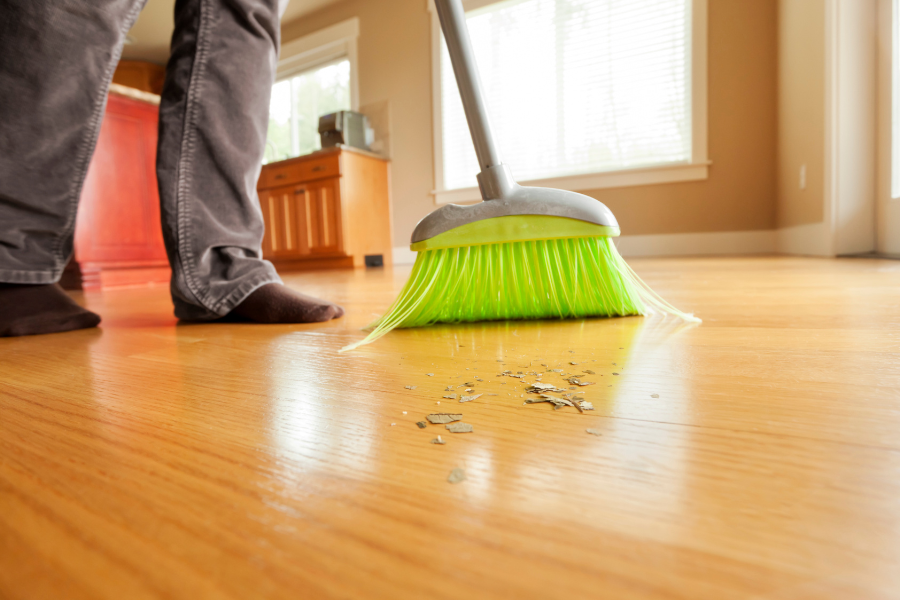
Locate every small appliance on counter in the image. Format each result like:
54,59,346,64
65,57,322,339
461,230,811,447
318,111,374,151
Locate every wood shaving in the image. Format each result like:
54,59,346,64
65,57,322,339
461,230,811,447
404,385,417,390
416,421,427,429
583,369,595,375
427,413,463,424
528,394,572,407
445,422,473,433
612,373,619,376
459,394,482,403
431,436,446,445
548,369,563,373
586,428,603,436
526,383,567,393
445,386,453,391
443,394,457,400
464,382,475,386
447,467,466,483
426,373,434,376
570,361,579,365
528,382,560,391
578,401,594,411
650,394,659,398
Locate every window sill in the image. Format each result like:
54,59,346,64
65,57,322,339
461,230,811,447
432,161,711,205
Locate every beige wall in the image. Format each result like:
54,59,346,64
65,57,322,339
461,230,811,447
777,0,826,228
283,0,778,246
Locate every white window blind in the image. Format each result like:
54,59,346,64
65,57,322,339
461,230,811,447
439,0,693,191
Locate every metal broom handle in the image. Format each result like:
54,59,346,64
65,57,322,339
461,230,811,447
434,0,503,172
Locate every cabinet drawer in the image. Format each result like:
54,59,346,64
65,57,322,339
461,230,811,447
262,155,340,188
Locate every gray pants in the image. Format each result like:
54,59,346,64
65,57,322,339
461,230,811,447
0,0,285,320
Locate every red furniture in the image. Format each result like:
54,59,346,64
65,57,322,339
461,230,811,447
68,91,170,290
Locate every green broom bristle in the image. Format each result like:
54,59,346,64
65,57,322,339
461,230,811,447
339,236,699,352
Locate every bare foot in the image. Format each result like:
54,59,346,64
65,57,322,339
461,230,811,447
0,284,101,337
230,283,344,323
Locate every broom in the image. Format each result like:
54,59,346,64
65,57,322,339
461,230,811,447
340,0,699,352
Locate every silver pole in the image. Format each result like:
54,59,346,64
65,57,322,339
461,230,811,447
434,0,503,171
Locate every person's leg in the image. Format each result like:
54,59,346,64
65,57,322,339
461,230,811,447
0,0,145,336
157,0,343,323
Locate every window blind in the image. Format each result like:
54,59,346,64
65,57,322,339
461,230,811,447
440,0,692,191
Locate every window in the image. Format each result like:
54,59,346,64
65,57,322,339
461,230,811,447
265,60,351,163
431,0,708,203
264,18,359,164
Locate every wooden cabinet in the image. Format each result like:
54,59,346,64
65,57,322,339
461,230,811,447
257,147,392,271
65,113,392,290
65,90,170,290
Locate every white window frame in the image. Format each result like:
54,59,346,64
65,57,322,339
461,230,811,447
277,17,360,109
428,0,709,205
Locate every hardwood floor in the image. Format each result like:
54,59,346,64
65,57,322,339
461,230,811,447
2,256,900,599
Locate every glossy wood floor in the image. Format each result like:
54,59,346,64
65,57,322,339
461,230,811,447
3,256,900,600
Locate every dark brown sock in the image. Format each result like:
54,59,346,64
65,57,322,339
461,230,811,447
229,283,344,324
0,284,101,337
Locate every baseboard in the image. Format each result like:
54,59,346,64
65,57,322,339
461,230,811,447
776,222,833,256
392,246,418,265
615,229,777,257
78,262,171,290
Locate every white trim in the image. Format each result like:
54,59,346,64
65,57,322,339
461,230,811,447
777,222,833,256
428,0,710,202
433,161,710,205
892,0,900,200
392,246,419,265
278,17,360,110
616,230,775,258
108,83,160,106
879,0,900,253
878,0,898,251
824,0,877,256
824,0,838,257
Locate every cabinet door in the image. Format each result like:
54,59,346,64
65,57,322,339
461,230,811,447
75,94,167,265
305,179,342,254
259,185,307,258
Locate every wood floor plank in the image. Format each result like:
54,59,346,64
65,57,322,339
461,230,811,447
2,257,900,599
